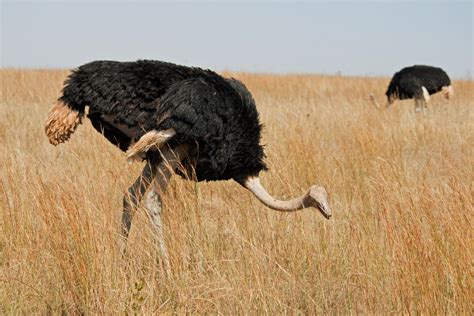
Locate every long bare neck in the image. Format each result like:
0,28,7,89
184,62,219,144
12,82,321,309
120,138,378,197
243,177,309,212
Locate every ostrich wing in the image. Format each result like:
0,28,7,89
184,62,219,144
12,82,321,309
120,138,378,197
87,96,160,151
396,76,423,99
63,60,199,151
75,69,168,150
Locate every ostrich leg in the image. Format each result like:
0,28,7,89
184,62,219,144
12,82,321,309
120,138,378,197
143,145,188,273
119,159,159,255
421,86,430,111
414,97,423,113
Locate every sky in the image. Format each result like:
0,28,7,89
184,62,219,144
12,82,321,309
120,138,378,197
1,1,473,79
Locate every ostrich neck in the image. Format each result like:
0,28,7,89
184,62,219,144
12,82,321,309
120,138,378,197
243,177,309,212
370,95,382,109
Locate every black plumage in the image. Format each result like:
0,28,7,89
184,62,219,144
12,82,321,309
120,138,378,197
57,60,266,183
385,65,451,101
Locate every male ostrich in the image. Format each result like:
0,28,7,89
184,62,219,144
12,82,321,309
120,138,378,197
370,65,453,112
45,60,331,269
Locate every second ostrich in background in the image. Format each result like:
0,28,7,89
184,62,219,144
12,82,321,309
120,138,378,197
370,65,453,112
44,60,332,271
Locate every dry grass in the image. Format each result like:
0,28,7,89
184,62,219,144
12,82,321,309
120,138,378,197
0,69,473,314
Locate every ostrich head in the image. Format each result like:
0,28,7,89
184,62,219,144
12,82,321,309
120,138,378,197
306,185,332,219
442,85,454,100
369,93,392,110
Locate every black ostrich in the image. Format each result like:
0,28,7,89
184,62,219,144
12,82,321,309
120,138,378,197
45,60,331,269
370,65,453,111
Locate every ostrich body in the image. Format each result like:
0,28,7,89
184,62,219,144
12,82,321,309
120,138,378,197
370,65,453,111
45,60,331,270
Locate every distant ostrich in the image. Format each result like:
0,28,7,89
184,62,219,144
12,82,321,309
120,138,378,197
45,60,331,269
370,65,453,112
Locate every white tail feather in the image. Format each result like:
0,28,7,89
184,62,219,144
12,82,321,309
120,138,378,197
126,129,176,163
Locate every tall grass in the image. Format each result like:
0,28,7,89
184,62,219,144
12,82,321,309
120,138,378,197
1,69,472,313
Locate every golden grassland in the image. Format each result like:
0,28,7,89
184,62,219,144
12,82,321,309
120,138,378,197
0,69,473,314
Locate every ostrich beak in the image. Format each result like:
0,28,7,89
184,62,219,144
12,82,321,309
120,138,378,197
318,199,332,219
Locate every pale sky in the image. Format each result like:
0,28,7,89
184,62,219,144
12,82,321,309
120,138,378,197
1,1,473,78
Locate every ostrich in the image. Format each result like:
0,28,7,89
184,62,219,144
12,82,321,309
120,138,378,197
370,65,453,112
44,60,331,269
